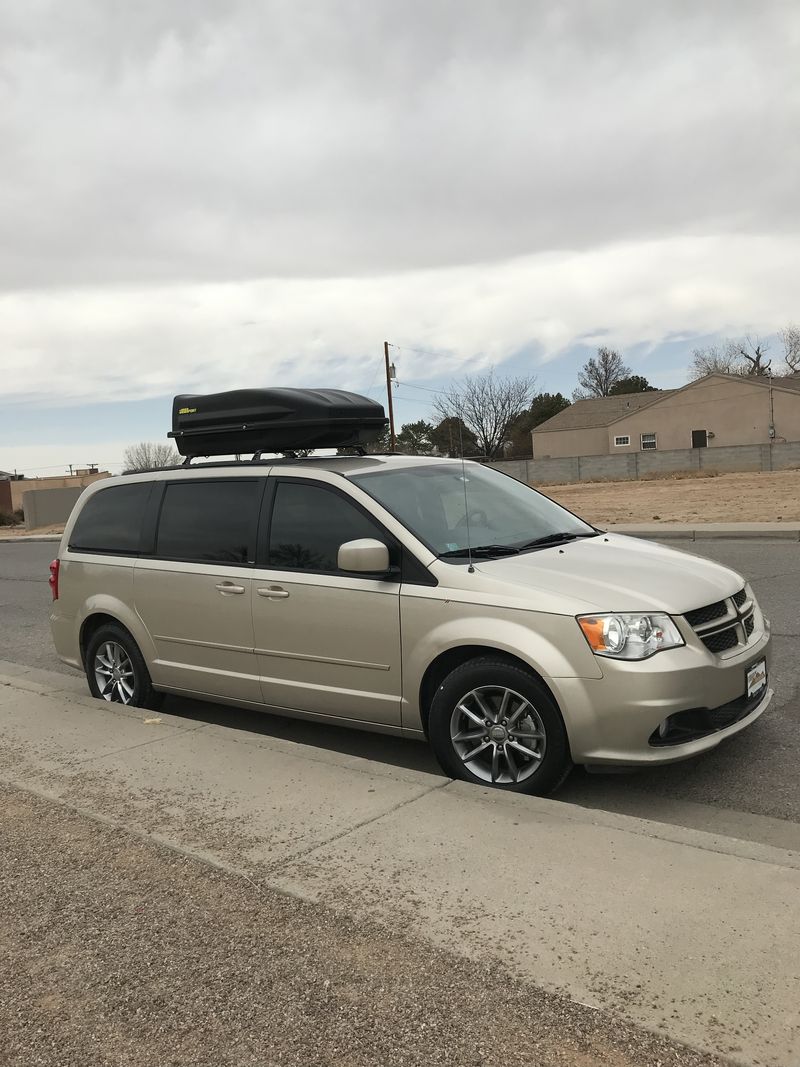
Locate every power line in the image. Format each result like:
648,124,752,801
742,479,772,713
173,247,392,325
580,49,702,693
395,380,448,397
387,341,453,360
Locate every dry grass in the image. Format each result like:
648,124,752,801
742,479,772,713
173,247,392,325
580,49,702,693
543,468,800,525
0,523,65,537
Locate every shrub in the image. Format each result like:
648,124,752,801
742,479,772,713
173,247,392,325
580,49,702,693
13,508,24,523
0,511,16,526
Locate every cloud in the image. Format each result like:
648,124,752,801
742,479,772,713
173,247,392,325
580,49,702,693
3,233,798,406
0,1,798,414
1,1,798,290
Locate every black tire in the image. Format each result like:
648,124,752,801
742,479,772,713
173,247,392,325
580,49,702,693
428,658,572,795
85,623,162,711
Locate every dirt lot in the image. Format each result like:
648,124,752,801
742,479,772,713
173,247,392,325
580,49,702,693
544,468,800,525
0,523,64,537
2,469,799,538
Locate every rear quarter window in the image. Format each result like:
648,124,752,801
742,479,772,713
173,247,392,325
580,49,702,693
69,482,152,554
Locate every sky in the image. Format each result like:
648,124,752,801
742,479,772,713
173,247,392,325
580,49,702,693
1,0,798,475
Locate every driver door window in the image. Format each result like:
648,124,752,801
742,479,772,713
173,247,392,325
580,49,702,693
268,481,386,572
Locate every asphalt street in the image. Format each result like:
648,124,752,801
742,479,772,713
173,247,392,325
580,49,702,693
2,539,798,840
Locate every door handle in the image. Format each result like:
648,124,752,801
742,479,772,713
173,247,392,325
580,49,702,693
257,586,290,599
215,582,246,595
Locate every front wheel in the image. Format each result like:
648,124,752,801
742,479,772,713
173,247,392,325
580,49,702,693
85,624,162,711
428,658,572,795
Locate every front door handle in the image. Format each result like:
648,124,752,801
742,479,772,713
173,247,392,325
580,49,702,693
257,586,290,599
215,582,246,595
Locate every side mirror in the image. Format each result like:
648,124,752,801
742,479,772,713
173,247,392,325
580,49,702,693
337,538,390,575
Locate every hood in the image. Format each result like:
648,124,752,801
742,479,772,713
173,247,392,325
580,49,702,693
465,533,744,615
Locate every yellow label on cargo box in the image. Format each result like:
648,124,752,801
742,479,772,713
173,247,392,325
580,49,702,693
178,407,197,415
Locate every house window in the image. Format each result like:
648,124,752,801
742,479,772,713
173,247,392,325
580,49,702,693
614,435,630,447
641,433,657,450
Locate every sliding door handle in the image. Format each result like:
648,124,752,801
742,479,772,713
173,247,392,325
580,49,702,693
257,586,290,599
215,582,246,595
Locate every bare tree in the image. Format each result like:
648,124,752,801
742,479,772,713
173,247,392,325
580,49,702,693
690,336,772,380
574,347,631,398
433,371,537,458
689,343,743,380
122,441,181,473
733,335,771,376
779,324,800,374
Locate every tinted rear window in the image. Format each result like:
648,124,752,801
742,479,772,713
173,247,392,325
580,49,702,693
69,482,151,554
155,479,261,564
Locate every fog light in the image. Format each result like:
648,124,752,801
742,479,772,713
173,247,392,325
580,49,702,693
658,718,671,739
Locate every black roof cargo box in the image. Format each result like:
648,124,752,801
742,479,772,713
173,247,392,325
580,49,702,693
168,388,388,457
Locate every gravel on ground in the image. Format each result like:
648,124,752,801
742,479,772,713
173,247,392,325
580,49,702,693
0,781,727,1067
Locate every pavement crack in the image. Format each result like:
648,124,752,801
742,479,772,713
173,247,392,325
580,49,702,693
71,721,212,765
261,778,454,874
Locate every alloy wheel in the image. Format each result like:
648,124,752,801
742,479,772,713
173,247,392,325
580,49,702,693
93,641,135,704
449,685,547,784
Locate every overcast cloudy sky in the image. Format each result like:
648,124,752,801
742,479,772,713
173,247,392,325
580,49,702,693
1,0,798,474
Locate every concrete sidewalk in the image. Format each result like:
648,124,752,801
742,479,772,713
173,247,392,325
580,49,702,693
610,522,800,541
0,662,798,1065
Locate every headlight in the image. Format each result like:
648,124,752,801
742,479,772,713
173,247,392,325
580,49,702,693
577,613,684,660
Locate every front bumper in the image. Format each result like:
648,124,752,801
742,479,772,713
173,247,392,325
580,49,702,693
550,616,772,767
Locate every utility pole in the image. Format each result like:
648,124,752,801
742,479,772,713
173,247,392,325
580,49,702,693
384,341,397,452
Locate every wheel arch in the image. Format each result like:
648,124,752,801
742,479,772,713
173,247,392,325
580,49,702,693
78,598,153,669
418,645,563,737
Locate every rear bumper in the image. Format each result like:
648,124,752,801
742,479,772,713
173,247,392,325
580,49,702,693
49,612,82,670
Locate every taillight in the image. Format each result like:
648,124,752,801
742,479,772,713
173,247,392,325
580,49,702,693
49,559,60,601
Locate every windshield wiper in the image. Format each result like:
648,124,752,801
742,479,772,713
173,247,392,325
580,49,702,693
519,531,600,550
439,544,521,559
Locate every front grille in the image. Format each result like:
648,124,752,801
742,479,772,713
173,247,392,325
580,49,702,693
649,686,766,747
684,601,727,628
701,629,739,654
684,587,754,657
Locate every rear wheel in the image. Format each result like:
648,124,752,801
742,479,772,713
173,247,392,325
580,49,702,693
428,658,571,795
85,624,162,711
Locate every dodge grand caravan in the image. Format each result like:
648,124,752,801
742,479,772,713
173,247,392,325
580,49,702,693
49,389,772,795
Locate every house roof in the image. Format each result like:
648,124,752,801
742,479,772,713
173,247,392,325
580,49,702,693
534,391,675,433
534,373,800,434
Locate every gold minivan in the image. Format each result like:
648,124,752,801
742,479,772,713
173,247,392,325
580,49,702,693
49,451,772,795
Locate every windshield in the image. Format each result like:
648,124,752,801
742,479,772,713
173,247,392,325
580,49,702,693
348,463,595,559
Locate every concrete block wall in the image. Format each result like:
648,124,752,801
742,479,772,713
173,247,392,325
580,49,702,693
700,445,763,473
489,441,800,486
22,487,85,529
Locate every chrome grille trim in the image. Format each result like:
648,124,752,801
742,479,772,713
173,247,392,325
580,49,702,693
684,588,755,655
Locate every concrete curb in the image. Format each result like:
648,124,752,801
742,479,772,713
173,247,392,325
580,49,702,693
0,534,62,543
1,664,796,869
609,522,800,541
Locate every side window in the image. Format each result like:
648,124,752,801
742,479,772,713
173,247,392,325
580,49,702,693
155,479,261,564
268,481,385,573
69,482,151,554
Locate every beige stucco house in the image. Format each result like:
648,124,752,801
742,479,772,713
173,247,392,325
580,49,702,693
532,374,800,458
